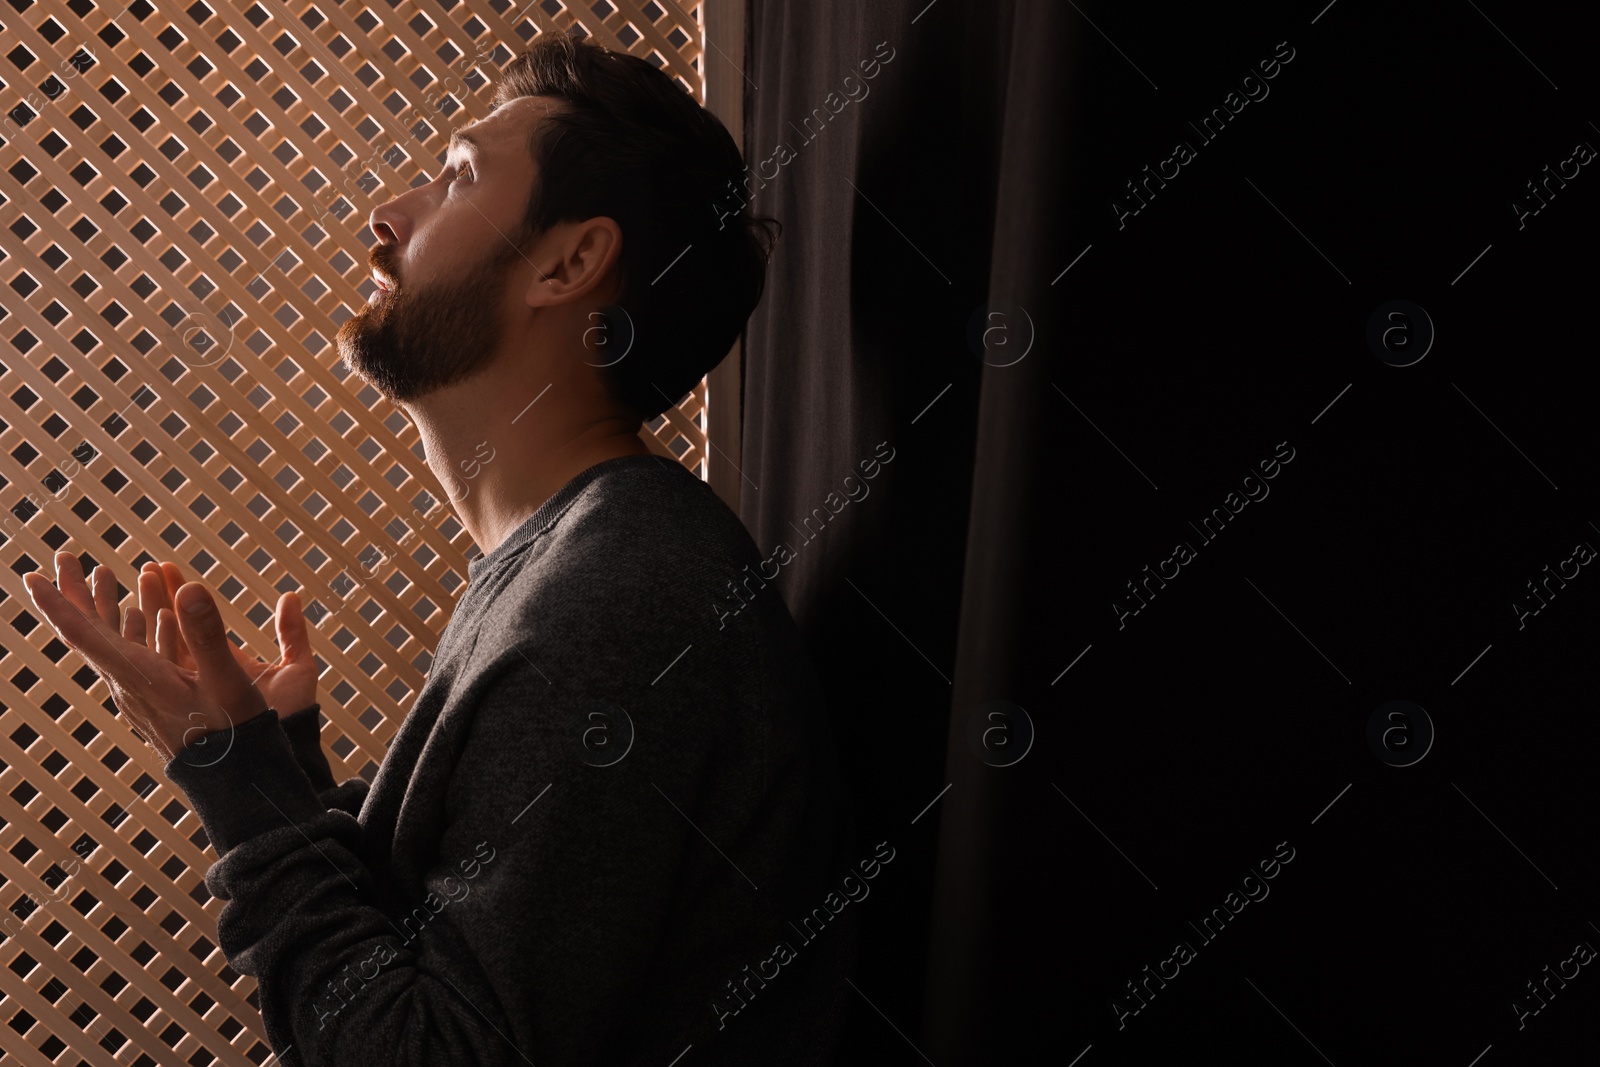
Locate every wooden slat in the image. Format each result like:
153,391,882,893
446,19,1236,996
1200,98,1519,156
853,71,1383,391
0,1,709,1062
698,0,742,510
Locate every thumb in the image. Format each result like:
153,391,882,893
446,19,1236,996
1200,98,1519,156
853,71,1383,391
174,583,260,705
274,591,310,663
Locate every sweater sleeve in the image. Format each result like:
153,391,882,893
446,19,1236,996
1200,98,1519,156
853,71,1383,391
163,656,724,1067
277,704,370,818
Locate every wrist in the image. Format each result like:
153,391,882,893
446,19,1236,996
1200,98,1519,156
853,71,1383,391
161,706,247,769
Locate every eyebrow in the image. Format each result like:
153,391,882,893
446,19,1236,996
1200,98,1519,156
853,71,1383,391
447,129,482,159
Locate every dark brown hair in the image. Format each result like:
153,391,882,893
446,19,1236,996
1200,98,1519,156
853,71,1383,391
492,31,780,420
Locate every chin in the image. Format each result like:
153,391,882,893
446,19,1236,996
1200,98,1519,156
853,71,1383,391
335,322,398,399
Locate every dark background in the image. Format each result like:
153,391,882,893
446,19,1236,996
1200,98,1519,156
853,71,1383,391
739,1,1600,1063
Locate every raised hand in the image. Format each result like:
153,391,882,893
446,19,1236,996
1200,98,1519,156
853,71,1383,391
128,561,318,716
24,552,268,766
243,588,320,716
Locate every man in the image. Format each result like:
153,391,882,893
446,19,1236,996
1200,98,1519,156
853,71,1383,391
25,32,860,1066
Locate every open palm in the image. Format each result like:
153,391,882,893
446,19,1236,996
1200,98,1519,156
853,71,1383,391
25,554,270,765
137,562,319,714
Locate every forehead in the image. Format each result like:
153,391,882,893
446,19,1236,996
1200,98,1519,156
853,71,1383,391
455,95,563,154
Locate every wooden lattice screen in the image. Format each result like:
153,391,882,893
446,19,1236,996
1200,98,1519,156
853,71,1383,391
0,0,712,1062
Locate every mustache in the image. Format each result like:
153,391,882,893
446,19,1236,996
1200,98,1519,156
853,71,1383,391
369,246,402,289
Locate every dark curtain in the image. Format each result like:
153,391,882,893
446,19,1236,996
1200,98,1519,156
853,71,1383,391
743,1,1598,1064
741,1,1069,1060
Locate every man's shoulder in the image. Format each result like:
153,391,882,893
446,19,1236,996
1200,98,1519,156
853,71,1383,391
562,453,740,534
551,455,756,577
482,457,763,633
449,456,796,710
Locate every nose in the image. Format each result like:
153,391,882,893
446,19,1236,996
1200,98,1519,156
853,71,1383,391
369,194,410,248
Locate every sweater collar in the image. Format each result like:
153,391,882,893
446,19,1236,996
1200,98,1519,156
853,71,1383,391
465,453,672,583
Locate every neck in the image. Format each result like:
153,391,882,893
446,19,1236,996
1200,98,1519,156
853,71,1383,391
403,377,651,555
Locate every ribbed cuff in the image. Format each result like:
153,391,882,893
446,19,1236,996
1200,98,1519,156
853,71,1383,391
164,708,329,855
278,704,338,791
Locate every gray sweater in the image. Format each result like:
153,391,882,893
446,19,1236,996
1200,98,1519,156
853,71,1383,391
164,453,863,1066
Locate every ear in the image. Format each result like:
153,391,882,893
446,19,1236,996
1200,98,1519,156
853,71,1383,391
526,217,623,310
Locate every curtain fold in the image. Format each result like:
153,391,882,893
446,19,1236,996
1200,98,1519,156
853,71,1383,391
741,1,1071,1061
920,2,1081,1060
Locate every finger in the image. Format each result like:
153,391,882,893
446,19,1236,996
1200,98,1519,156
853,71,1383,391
174,583,264,712
159,560,185,596
24,572,121,664
137,569,166,650
159,563,192,662
54,552,96,617
122,605,147,645
151,562,178,617
92,565,121,631
155,608,179,662
274,592,311,664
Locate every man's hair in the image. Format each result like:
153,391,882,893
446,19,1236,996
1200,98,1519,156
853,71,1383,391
492,32,779,421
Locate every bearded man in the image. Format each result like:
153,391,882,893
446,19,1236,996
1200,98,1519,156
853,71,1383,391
26,32,858,1067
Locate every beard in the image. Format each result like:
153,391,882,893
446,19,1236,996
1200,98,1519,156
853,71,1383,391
337,240,525,403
